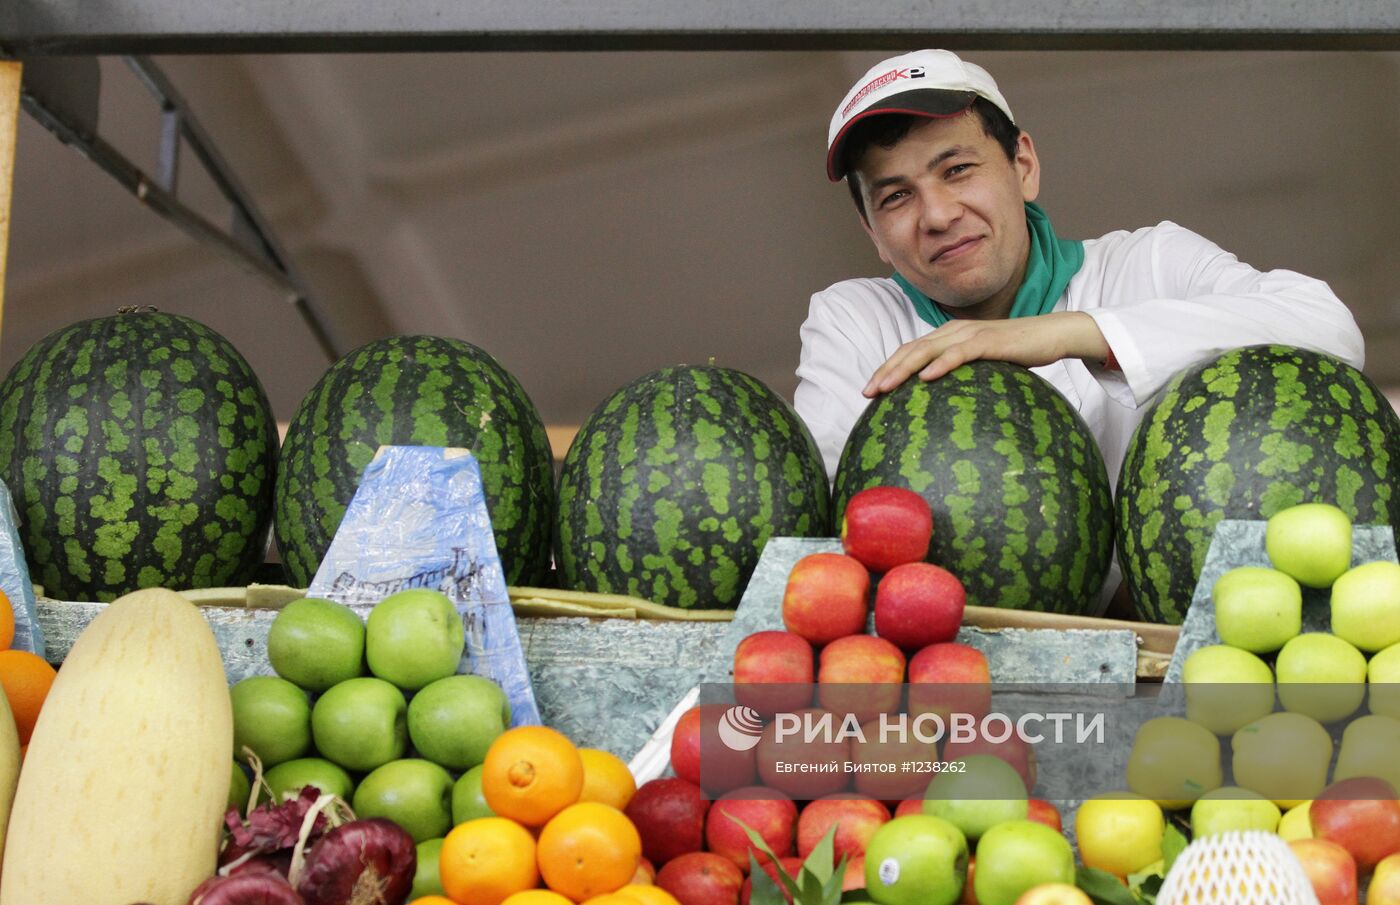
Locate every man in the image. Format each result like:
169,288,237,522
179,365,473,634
795,49,1366,488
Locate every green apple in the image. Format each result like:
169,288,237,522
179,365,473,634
311,676,408,772
1275,632,1367,724
1369,641,1400,718
407,674,511,771
411,837,446,900
452,764,495,824
1232,712,1332,808
267,596,367,692
1125,716,1223,809
353,758,455,844
863,814,968,905
366,589,466,691
972,820,1075,905
1333,714,1400,791
1190,786,1280,837
263,756,356,803
1074,793,1165,878
1181,645,1276,735
1331,561,1400,652
1277,800,1313,841
922,754,1028,842
230,675,312,768
228,762,250,816
1211,566,1301,653
1265,502,1353,588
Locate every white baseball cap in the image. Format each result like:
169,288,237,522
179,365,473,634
826,49,1016,181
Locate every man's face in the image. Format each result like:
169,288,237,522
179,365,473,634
854,112,1040,320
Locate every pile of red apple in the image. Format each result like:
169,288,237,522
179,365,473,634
618,488,1068,905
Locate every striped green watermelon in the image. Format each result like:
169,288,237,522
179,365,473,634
555,365,830,609
0,309,278,601
832,362,1114,614
274,335,554,587
1117,344,1400,624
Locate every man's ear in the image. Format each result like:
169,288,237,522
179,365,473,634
859,212,893,267
1015,131,1041,203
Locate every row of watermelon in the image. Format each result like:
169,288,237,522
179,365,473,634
0,310,1395,625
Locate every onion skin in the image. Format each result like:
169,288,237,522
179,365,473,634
295,818,416,905
186,871,307,905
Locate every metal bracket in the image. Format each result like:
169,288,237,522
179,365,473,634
15,54,339,362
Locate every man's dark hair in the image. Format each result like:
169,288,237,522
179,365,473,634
843,97,1021,223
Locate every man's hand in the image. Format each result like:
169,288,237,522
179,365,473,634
861,311,1112,397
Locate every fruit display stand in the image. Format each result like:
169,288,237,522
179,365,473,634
30,535,1168,762
1163,519,1399,682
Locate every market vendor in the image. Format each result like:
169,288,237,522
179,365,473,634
795,49,1366,487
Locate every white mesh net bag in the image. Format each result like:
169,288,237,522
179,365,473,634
1156,830,1319,905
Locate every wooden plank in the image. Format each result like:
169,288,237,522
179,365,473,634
0,61,20,345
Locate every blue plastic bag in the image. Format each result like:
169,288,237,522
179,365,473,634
306,446,540,725
0,479,44,658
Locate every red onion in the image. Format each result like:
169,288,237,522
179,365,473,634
186,871,306,905
294,818,416,905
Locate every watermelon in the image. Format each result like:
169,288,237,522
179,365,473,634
832,362,1114,614
1117,344,1400,624
554,365,830,608
274,335,555,587
0,309,278,601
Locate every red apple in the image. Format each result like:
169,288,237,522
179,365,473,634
1371,852,1400,905
705,786,800,870
1288,838,1357,905
626,777,711,867
632,858,657,885
796,794,891,861
817,635,906,725
657,852,746,905
734,631,816,717
740,856,802,905
848,718,940,802
895,798,923,818
874,562,966,652
1310,777,1400,872
756,709,852,800
942,734,1037,795
908,642,992,723
841,486,933,573
673,704,760,795
1026,799,1062,834
841,856,866,891
1013,885,1093,905
782,553,870,646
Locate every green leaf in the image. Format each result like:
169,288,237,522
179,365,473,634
802,825,837,885
749,852,790,905
800,866,825,905
1162,823,1188,874
818,854,849,905
731,815,802,900
1076,867,1139,905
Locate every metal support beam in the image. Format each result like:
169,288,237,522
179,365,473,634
17,56,340,363
2,0,1400,53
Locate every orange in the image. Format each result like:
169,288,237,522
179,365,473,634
0,589,14,651
501,892,576,905
577,748,637,811
615,886,680,905
580,895,645,905
537,802,643,902
482,726,585,827
410,898,461,905
0,650,56,745
439,817,539,905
